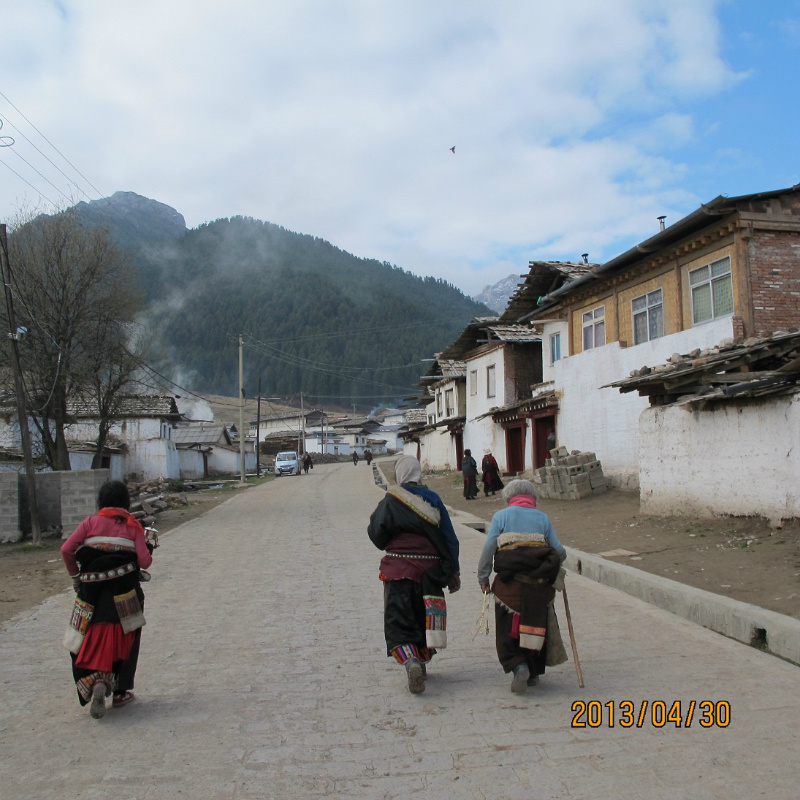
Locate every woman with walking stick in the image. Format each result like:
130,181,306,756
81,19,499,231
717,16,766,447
477,479,567,693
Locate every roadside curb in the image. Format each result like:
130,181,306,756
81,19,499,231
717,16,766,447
565,547,800,665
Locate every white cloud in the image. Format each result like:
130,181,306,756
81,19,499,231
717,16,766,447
0,0,746,293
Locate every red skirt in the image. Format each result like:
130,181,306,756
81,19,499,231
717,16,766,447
75,622,136,673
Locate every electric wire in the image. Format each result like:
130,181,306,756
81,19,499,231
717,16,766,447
0,155,60,208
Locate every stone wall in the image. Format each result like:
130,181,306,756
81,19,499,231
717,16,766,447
2,469,109,541
0,472,19,543
60,470,109,534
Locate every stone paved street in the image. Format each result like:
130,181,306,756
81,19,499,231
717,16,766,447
0,460,797,799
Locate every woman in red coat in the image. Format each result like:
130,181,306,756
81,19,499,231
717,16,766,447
62,480,154,719
481,450,504,496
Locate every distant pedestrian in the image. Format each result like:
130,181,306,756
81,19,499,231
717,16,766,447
481,449,504,496
477,479,567,693
368,456,461,693
364,448,373,465
462,449,478,499
303,453,313,474
353,451,359,465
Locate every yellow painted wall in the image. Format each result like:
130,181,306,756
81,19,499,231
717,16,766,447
569,243,739,352
616,270,678,346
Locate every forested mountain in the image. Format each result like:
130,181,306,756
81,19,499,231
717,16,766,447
71,193,491,408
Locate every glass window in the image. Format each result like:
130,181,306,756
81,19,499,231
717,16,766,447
549,332,561,364
445,389,455,416
469,370,477,396
632,289,664,344
487,364,496,398
690,257,733,324
582,306,605,350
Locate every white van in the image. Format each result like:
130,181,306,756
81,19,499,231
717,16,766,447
274,451,300,476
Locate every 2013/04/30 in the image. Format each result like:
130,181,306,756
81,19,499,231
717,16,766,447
571,700,731,728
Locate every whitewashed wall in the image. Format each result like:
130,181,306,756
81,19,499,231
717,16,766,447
68,452,124,481
554,318,734,488
177,449,206,480
464,346,509,469
417,426,456,471
125,438,180,480
464,416,511,473
639,394,800,520
541,320,569,384
0,413,44,455
208,446,257,475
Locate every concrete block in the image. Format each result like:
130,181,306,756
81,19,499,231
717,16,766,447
571,482,592,499
585,460,603,473
570,472,590,485
591,484,608,495
589,473,608,489
566,465,584,476
0,472,20,543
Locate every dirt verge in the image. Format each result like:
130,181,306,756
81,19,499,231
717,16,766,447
384,463,800,620
0,483,251,625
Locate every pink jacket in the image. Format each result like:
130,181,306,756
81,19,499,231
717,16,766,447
61,508,153,576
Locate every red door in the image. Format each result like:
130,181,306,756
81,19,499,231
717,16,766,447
504,424,526,475
533,415,556,469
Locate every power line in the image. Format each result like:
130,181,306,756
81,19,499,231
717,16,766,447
0,155,59,208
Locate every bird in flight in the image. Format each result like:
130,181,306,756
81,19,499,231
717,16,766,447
449,146,456,154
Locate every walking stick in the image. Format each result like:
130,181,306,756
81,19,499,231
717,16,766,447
561,583,584,688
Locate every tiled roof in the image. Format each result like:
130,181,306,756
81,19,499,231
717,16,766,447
404,409,428,425
68,395,181,419
172,423,230,445
483,323,541,343
438,359,467,377
605,330,800,406
500,261,594,322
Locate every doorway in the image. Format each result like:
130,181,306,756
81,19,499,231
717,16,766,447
532,415,556,470
504,424,526,475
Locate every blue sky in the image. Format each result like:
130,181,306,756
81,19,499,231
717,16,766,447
1,0,798,296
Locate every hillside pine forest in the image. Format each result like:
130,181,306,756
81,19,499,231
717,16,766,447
72,193,491,408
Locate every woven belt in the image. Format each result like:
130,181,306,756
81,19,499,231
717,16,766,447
80,561,138,582
513,573,550,586
385,552,440,560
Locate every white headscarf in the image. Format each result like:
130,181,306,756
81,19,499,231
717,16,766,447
394,455,422,485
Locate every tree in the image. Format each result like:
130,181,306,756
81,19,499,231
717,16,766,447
7,209,143,470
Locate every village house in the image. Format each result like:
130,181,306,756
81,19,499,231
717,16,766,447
514,185,800,499
64,395,182,481
367,408,408,453
329,416,383,457
406,317,550,474
172,421,257,478
249,408,324,455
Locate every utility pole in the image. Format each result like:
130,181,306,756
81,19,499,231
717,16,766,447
255,376,262,478
0,225,41,544
298,392,304,456
238,333,246,484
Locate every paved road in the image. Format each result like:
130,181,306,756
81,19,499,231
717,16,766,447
0,461,797,799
